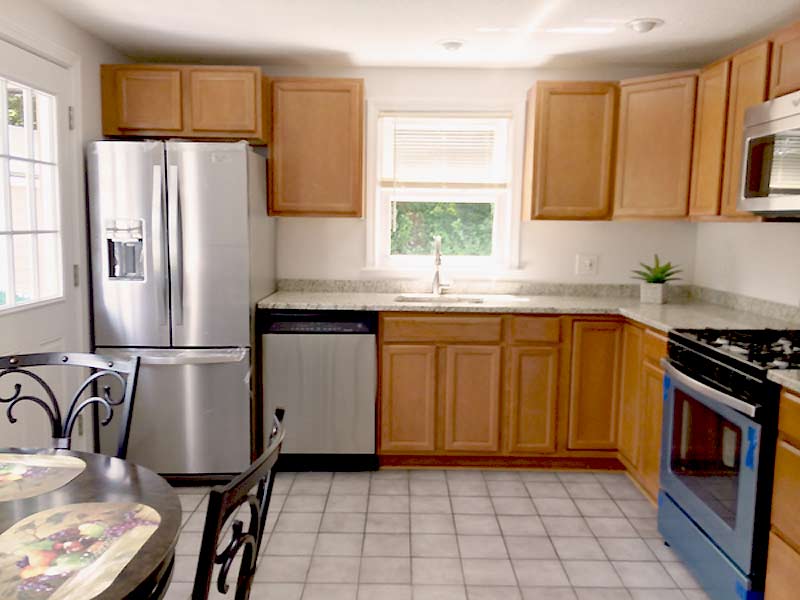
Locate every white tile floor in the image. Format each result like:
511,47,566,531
165,469,713,600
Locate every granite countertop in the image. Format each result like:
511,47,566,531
257,291,796,334
768,370,800,395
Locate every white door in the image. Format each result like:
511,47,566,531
0,38,85,448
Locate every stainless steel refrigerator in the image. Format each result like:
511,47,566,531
86,140,275,475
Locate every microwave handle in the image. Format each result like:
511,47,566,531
661,359,758,419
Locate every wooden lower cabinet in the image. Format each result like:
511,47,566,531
506,346,559,453
443,345,502,452
567,320,622,450
638,359,666,498
618,323,644,465
766,532,800,600
380,344,437,452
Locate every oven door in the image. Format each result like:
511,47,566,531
660,360,761,574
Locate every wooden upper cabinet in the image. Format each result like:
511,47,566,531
104,66,184,133
618,323,644,466
506,346,559,453
770,21,800,98
721,42,771,217
523,81,618,220
613,72,697,219
269,78,364,217
443,345,502,453
101,64,269,143
567,320,622,450
380,344,437,453
689,61,731,217
188,67,268,138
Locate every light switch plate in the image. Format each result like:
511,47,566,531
575,254,599,276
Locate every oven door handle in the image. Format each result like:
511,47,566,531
661,359,758,419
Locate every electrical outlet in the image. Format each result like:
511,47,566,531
575,254,599,276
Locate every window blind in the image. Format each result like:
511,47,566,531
380,114,510,188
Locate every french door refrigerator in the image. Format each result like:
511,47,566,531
86,140,275,475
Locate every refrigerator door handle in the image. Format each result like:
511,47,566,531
138,349,249,366
151,164,168,326
168,164,184,326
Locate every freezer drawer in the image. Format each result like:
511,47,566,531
98,348,251,475
263,333,376,454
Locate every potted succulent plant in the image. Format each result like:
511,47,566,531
632,255,681,304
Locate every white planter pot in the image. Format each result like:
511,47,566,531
640,282,666,304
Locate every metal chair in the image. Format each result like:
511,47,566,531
190,408,286,600
0,352,140,458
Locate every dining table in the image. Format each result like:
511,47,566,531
0,447,182,600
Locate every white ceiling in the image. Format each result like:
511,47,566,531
42,0,800,69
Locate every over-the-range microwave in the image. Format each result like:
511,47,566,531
740,89,800,216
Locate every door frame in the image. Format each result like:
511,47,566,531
0,15,90,353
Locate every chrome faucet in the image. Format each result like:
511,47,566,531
432,236,451,296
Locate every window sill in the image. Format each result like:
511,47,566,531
360,265,527,280
0,296,64,317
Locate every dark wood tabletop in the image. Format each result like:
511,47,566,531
0,447,182,599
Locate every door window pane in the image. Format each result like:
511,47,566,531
0,236,8,307
9,160,32,231
34,163,58,230
7,84,29,159
37,233,61,299
33,92,55,163
1,77,61,311
12,234,34,304
670,389,741,527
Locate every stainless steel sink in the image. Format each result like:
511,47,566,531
394,293,485,304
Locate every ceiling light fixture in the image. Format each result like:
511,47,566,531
439,39,465,52
626,18,665,33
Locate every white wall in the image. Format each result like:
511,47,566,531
267,65,697,284
694,223,800,306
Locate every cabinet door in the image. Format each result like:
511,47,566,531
104,66,184,133
721,42,771,217
506,346,559,453
638,360,665,499
567,320,622,450
614,73,697,218
380,345,437,453
770,22,800,98
689,61,731,217
524,82,618,219
618,323,644,466
270,78,364,216
772,439,800,547
188,68,261,134
765,532,800,600
443,345,502,452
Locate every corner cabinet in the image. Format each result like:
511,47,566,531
689,60,731,217
269,78,364,217
522,81,618,220
720,42,771,218
101,64,270,143
613,72,697,219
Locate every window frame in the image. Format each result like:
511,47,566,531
365,98,524,276
0,76,63,311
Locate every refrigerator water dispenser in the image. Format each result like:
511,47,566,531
105,219,144,280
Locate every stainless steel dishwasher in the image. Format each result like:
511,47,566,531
262,311,378,470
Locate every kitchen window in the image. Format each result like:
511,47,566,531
0,77,61,310
373,111,513,270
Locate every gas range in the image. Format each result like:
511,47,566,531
666,328,799,414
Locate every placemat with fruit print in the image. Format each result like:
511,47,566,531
0,454,86,502
0,502,160,599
